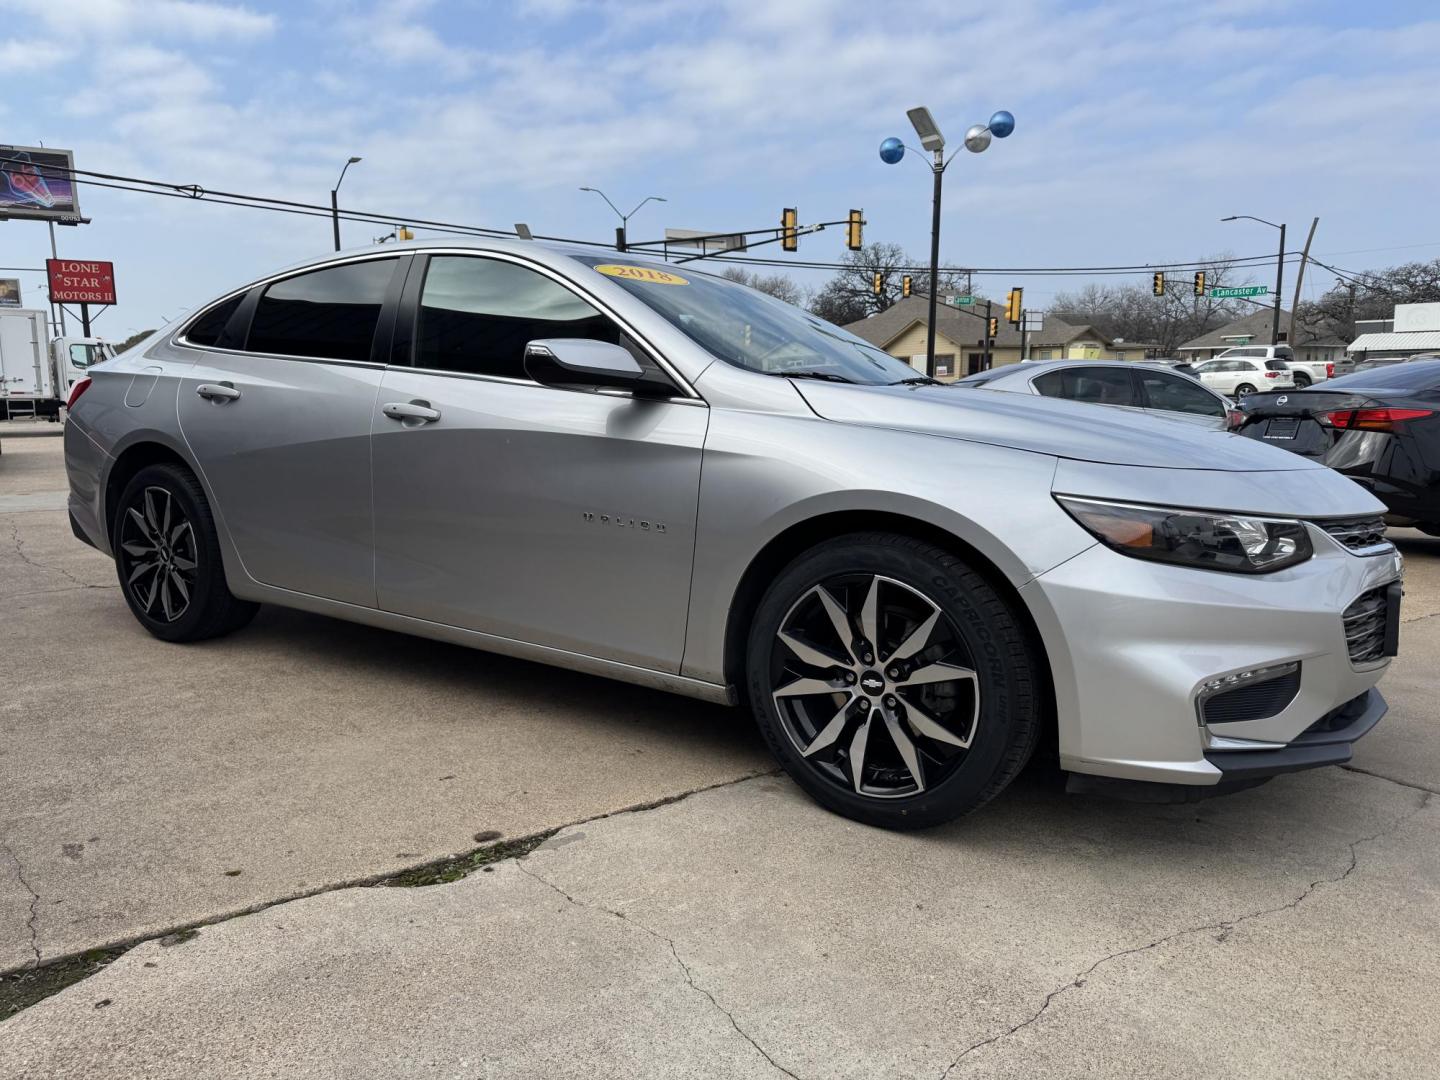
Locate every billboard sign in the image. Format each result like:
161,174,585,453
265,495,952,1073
0,279,20,307
0,145,82,223
47,259,116,305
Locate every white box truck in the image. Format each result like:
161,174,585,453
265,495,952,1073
0,308,114,420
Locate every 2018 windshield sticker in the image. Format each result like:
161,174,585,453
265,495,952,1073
594,264,689,286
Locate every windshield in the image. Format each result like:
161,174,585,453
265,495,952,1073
68,343,104,368
574,257,919,385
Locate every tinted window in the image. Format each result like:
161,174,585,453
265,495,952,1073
1137,371,1224,416
1324,359,1440,391
184,294,244,348
1264,360,1289,371
416,256,619,379
1032,367,1136,406
248,259,397,362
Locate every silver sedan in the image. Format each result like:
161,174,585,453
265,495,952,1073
955,359,1238,430
63,240,1401,828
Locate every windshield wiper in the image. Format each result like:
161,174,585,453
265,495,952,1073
890,375,941,386
779,370,857,384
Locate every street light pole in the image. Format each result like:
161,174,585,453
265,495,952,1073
580,187,667,251
925,150,944,378
331,156,362,252
881,108,1014,378
1221,214,1287,345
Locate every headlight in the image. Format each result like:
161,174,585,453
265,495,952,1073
1055,496,1313,574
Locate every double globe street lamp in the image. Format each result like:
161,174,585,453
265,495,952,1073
880,107,1015,377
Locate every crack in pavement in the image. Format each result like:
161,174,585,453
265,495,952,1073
1340,763,1440,795
0,842,42,970
7,521,111,592
516,860,803,1080
937,789,1434,1079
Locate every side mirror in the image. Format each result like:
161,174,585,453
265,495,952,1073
524,338,643,391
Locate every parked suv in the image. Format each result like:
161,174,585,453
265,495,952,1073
1192,355,1297,397
63,240,1400,829
1210,345,1331,388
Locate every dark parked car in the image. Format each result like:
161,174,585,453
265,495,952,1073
1238,360,1440,532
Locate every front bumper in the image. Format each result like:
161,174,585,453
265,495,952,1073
1020,523,1401,788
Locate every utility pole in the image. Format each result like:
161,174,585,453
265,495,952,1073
1020,309,1029,362
983,299,993,370
331,156,362,252
1289,216,1319,346
47,220,66,336
1272,222,1286,345
924,148,944,377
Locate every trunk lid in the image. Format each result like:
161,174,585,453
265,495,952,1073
1238,388,1394,459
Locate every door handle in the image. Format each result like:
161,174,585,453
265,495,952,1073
196,382,241,402
382,400,441,424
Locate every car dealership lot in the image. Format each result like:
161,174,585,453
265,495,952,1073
4,432,1440,1076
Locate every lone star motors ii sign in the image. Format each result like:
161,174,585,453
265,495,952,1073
47,259,116,305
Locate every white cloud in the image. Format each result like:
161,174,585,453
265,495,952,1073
0,38,71,71
12,0,274,40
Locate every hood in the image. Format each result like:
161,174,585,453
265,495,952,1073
793,381,1322,471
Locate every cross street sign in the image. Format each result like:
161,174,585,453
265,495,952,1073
1208,285,1268,299
947,295,974,306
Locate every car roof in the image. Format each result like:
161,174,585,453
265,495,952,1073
973,359,1175,379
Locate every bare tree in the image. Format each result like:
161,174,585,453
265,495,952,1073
719,267,808,306
806,243,970,325
1051,253,1256,354
1298,257,1440,342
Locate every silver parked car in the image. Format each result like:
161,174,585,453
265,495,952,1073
954,359,1238,430
64,240,1402,828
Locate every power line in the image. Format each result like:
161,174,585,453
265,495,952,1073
1,159,1325,279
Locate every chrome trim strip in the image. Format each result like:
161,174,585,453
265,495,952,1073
172,246,704,402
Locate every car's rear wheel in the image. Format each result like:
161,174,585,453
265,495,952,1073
1293,373,1312,388
1234,382,1257,397
113,464,258,643
745,532,1043,829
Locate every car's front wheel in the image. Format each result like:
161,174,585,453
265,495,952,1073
113,463,258,643
745,532,1043,829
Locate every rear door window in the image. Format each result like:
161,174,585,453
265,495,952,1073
1033,367,1137,406
1265,360,1289,371
247,259,398,362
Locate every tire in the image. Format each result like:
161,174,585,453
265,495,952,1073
113,463,258,643
1234,383,1257,397
1293,373,1312,389
745,532,1043,829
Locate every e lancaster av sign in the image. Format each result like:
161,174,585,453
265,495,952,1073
46,259,116,305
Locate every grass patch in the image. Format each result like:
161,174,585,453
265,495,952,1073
381,832,554,887
0,947,130,1021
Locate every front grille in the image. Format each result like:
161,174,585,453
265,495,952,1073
1200,665,1302,724
1343,587,1390,664
1317,515,1390,553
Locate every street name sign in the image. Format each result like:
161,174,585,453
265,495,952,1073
948,295,974,306
1209,285,1268,299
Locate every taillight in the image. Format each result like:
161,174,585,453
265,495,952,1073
1326,362,1335,378
66,377,92,410
1227,409,1246,430
1264,370,1280,378
1321,407,1435,432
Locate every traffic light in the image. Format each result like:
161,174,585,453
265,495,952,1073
1005,287,1024,325
846,209,863,251
781,207,798,252
1152,271,1165,297
902,275,912,298
1194,271,1206,297
988,316,999,339
873,271,884,295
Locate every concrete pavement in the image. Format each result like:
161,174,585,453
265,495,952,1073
2,768,1434,1079
5,435,1440,1077
0,437,770,973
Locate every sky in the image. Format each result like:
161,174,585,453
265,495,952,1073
3,0,1440,340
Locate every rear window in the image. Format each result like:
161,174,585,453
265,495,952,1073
1324,360,1440,391
183,294,244,348
1265,360,1289,371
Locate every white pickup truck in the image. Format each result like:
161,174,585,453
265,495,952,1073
1209,344,1332,388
